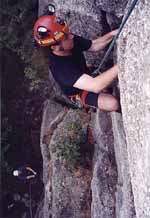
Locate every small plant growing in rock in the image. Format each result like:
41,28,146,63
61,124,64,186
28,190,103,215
53,121,87,169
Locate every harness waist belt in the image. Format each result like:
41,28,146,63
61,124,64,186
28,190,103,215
68,90,88,108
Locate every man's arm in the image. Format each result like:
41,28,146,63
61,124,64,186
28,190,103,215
88,30,117,52
73,65,118,93
26,175,36,180
26,167,37,175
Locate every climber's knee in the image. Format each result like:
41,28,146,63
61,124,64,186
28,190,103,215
98,93,119,112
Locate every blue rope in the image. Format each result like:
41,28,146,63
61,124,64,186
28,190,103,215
93,0,139,75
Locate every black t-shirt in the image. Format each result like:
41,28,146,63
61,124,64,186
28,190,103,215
48,35,92,96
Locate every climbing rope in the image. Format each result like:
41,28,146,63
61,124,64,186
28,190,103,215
93,0,139,75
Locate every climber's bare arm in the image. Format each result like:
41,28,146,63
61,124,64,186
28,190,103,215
88,29,117,52
26,167,37,175
73,65,118,93
26,175,36,180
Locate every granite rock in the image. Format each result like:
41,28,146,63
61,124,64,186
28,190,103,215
118,1,150,217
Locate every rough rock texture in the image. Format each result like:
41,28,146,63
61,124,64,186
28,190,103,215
38,0,150,218
118,1,150,217
49,110,93,218
40,100,64,218
40,101,93,218
111,113,136,218
91,111,117,218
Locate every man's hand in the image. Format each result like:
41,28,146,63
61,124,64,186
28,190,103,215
88,29,118,52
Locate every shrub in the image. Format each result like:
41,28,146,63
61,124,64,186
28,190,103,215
52,121,87,169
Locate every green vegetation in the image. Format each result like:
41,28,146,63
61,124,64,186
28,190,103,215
52,121,87,169
1,0,37,174
1,2,44,217
1,0,48,90
0,0,36,52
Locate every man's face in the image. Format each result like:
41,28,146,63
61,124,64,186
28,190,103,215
60,33,74,51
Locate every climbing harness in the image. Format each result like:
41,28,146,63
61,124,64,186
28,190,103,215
69,93,83,108
93,0,139,75
81,91,89,107
68,91,97,110
35,1,139,110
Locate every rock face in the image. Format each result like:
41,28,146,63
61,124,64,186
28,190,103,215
118,1,150,217
91,112,117,218
40,101,93,218
49,110,93,218
111,112,136,218
38,0,150,218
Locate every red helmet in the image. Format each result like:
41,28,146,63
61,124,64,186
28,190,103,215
33,15,69,47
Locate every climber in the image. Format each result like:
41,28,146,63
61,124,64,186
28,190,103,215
13,166,37,181
33,8,119,111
